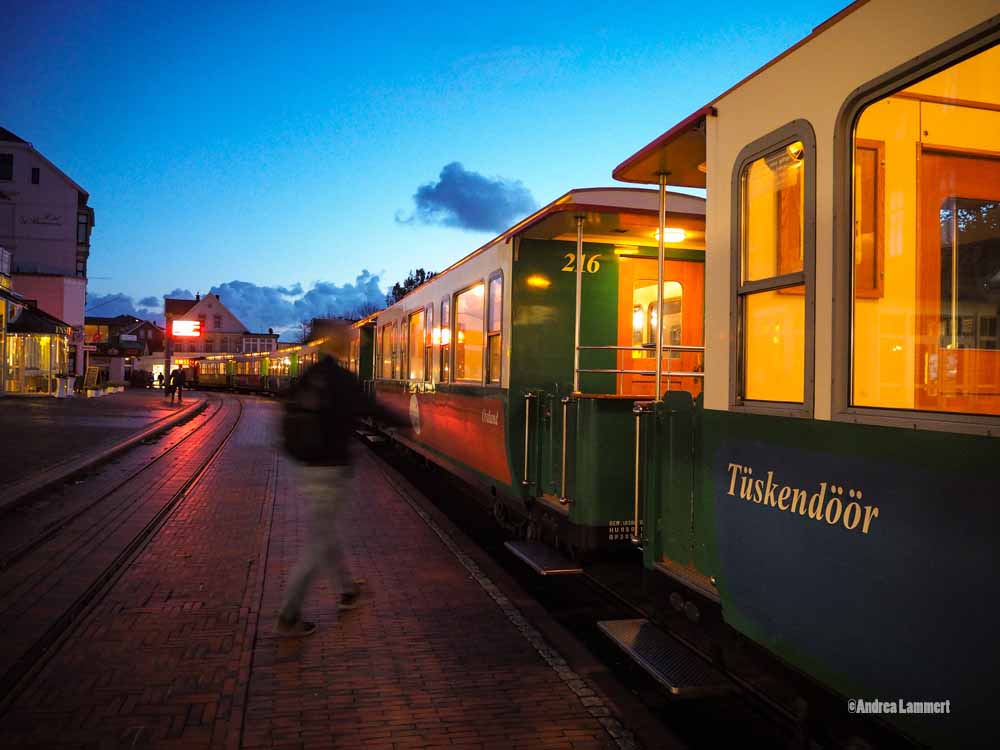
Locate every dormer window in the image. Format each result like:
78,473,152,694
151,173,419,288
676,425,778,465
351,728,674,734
0,154,12,181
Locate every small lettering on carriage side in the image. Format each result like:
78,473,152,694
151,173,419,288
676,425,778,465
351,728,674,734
725,462,881,535
481,409,499,425
608,519,643,541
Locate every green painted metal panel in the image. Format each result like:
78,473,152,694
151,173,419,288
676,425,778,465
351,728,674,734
289,352,299,378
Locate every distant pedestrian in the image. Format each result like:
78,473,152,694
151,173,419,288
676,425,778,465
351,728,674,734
275,324,401,637
147,371,154,389
157,372,165,390
168,368,185,404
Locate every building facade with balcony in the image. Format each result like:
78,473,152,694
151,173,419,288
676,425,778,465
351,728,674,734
0,127,95,377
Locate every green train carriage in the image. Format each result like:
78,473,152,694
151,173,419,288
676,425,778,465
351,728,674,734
612,0,1000,746
370,186,707,553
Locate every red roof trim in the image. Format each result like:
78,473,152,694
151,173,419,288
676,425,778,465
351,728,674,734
611,105,716,182
612,0,871,184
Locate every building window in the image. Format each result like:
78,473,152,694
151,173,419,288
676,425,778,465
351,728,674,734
31,167,39,185
407,309,425,381
439,298,451,382
733,121,815,410
0,154,11,181
486,273,503,384
77,213,89,244
455,283,485,382
213,315,222,330
851,43,999,416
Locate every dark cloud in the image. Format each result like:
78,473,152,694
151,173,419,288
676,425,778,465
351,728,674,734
87,274,384,341
85,292,161,320
208,271,384,336
397,162,537,233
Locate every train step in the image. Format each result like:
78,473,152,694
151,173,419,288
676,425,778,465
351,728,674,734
597,619,732,698
504,541,583,576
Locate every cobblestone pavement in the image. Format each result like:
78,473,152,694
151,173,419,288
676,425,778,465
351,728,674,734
0,397,632,749
0,388,203,487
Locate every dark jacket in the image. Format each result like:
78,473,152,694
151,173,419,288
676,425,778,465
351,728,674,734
169,369,186,388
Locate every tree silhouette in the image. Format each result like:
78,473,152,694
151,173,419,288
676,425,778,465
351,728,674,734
386,268,437,306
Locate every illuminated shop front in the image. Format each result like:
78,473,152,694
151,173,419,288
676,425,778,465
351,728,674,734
5,305,70,396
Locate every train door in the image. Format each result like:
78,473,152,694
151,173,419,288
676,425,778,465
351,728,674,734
616,256,704,398
916,151,1000,414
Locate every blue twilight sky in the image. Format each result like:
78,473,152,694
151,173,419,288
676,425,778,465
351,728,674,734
5,0,846,334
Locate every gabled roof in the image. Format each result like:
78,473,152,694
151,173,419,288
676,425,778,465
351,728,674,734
164,298,197,317
0,127,28,144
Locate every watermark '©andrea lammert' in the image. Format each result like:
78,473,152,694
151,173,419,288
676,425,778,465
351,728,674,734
849,699,951,715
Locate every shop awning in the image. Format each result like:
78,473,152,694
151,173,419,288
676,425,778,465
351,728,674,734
7,305,71,336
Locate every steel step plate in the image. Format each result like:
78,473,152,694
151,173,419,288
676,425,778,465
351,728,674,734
504,541,583,575
597,619,732,697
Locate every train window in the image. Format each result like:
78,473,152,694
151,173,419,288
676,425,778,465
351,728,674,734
732,120,815,413
424,304,433,382
486,273,502,384
455,283,485,382
851,43,999,416
439,298,451,382
380,324,392,379
408,310,425,381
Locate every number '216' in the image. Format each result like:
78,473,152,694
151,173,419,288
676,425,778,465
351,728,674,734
561,253,602,273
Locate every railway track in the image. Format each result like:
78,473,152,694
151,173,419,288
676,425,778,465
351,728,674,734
0,395,245,712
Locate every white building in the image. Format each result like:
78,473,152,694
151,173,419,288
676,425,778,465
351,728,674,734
0,127,95,376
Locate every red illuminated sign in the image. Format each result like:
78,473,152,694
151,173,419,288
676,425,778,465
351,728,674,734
171,320,202,338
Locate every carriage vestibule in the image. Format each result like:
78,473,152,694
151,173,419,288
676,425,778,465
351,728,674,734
852,43,999,416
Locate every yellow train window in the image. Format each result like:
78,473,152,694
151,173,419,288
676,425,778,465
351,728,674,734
455,284,484,382
852,44,1000,416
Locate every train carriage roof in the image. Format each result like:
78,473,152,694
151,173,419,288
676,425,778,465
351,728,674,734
612,0,871,185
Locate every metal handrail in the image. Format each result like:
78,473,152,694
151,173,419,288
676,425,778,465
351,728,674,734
632,409,642,545
578,368,705,377
559,396,572,505
578,344,705,353
522,392,536,487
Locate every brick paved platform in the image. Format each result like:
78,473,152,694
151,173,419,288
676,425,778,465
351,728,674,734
0,397,641,749
0,388,204,507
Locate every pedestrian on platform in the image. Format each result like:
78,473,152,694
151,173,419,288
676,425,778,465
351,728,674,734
274,324,399,637
157,372,164,390
168,367,185,404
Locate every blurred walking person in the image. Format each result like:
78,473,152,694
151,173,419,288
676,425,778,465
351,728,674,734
275,327,365,637
168,367,185,404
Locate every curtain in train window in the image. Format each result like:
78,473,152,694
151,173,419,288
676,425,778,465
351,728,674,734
739,141,807,403
486,274,502,384
851,43,1000,415
455,284,484,382
439,298,451,382
408,310,424,381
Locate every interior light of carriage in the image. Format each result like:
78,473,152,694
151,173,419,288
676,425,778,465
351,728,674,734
786,140,805,164
526,274,551,289
632,305,644,332
440,328,451,345
654,227,686,243
471,283,485,297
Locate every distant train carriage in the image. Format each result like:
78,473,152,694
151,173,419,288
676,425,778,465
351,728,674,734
610,1,999,746
371,187,707,551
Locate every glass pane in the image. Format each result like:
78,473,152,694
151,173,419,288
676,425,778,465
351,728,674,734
488,276,502,332
852,43,1000,414
455,284,484,381
408,311,424,381
487,334,501,384
744,287,805,402
631,280,682,359
742,141,804,281
381,326,392,378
